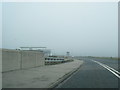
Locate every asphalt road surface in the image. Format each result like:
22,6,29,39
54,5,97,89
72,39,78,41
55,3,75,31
55,57,119,88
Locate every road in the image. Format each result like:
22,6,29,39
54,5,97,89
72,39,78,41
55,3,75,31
55,57,119,88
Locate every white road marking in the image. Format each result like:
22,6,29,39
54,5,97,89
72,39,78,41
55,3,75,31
103,64,120,75
91,60,120,78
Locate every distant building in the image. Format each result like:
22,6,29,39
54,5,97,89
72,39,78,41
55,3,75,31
66,51,70,56
20,47,51,56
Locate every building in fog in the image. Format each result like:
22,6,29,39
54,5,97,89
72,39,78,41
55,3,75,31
20,47,51,56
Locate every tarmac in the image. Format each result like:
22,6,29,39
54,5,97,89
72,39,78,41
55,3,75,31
2,59,83,88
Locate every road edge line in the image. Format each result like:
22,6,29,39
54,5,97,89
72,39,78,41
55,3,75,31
91,60,120,79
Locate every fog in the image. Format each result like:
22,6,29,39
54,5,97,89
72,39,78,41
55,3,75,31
2,2,118,57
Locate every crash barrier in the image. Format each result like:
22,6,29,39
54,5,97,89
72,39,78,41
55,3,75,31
2,49,44,72
45,57,73,65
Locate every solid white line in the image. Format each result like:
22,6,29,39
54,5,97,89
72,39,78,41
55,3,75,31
98,63,120,78
91,60,120,79
92,60,120,74
103,64,120,75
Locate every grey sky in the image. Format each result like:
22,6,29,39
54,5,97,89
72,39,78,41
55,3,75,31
2,2,118,57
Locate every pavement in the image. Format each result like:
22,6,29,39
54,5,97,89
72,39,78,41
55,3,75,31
56,57,119,88
2,59,83,88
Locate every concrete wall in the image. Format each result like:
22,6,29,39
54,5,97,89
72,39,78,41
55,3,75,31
2,49,21,72
36,52,44,67
21,51,44,69
2,49,45,72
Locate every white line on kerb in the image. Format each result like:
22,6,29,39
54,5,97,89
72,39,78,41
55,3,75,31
91,60,120,79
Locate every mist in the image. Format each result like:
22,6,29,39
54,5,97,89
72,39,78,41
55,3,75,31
2,2,118,57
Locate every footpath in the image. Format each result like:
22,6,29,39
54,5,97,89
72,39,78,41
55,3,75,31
2,59,83,88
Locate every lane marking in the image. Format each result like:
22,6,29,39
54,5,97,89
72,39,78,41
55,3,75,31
92,60,120,74
103,64,120,75
91,60,120,78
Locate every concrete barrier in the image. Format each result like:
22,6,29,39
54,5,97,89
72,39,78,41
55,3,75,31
2,49,45,72
2,49,21,72
21,51,44,69
21,51,36,69
36,52,44,67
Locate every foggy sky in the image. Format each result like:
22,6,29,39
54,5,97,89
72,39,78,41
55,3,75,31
2,2,118,57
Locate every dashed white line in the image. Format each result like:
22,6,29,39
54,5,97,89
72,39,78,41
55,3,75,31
91,60,120,79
